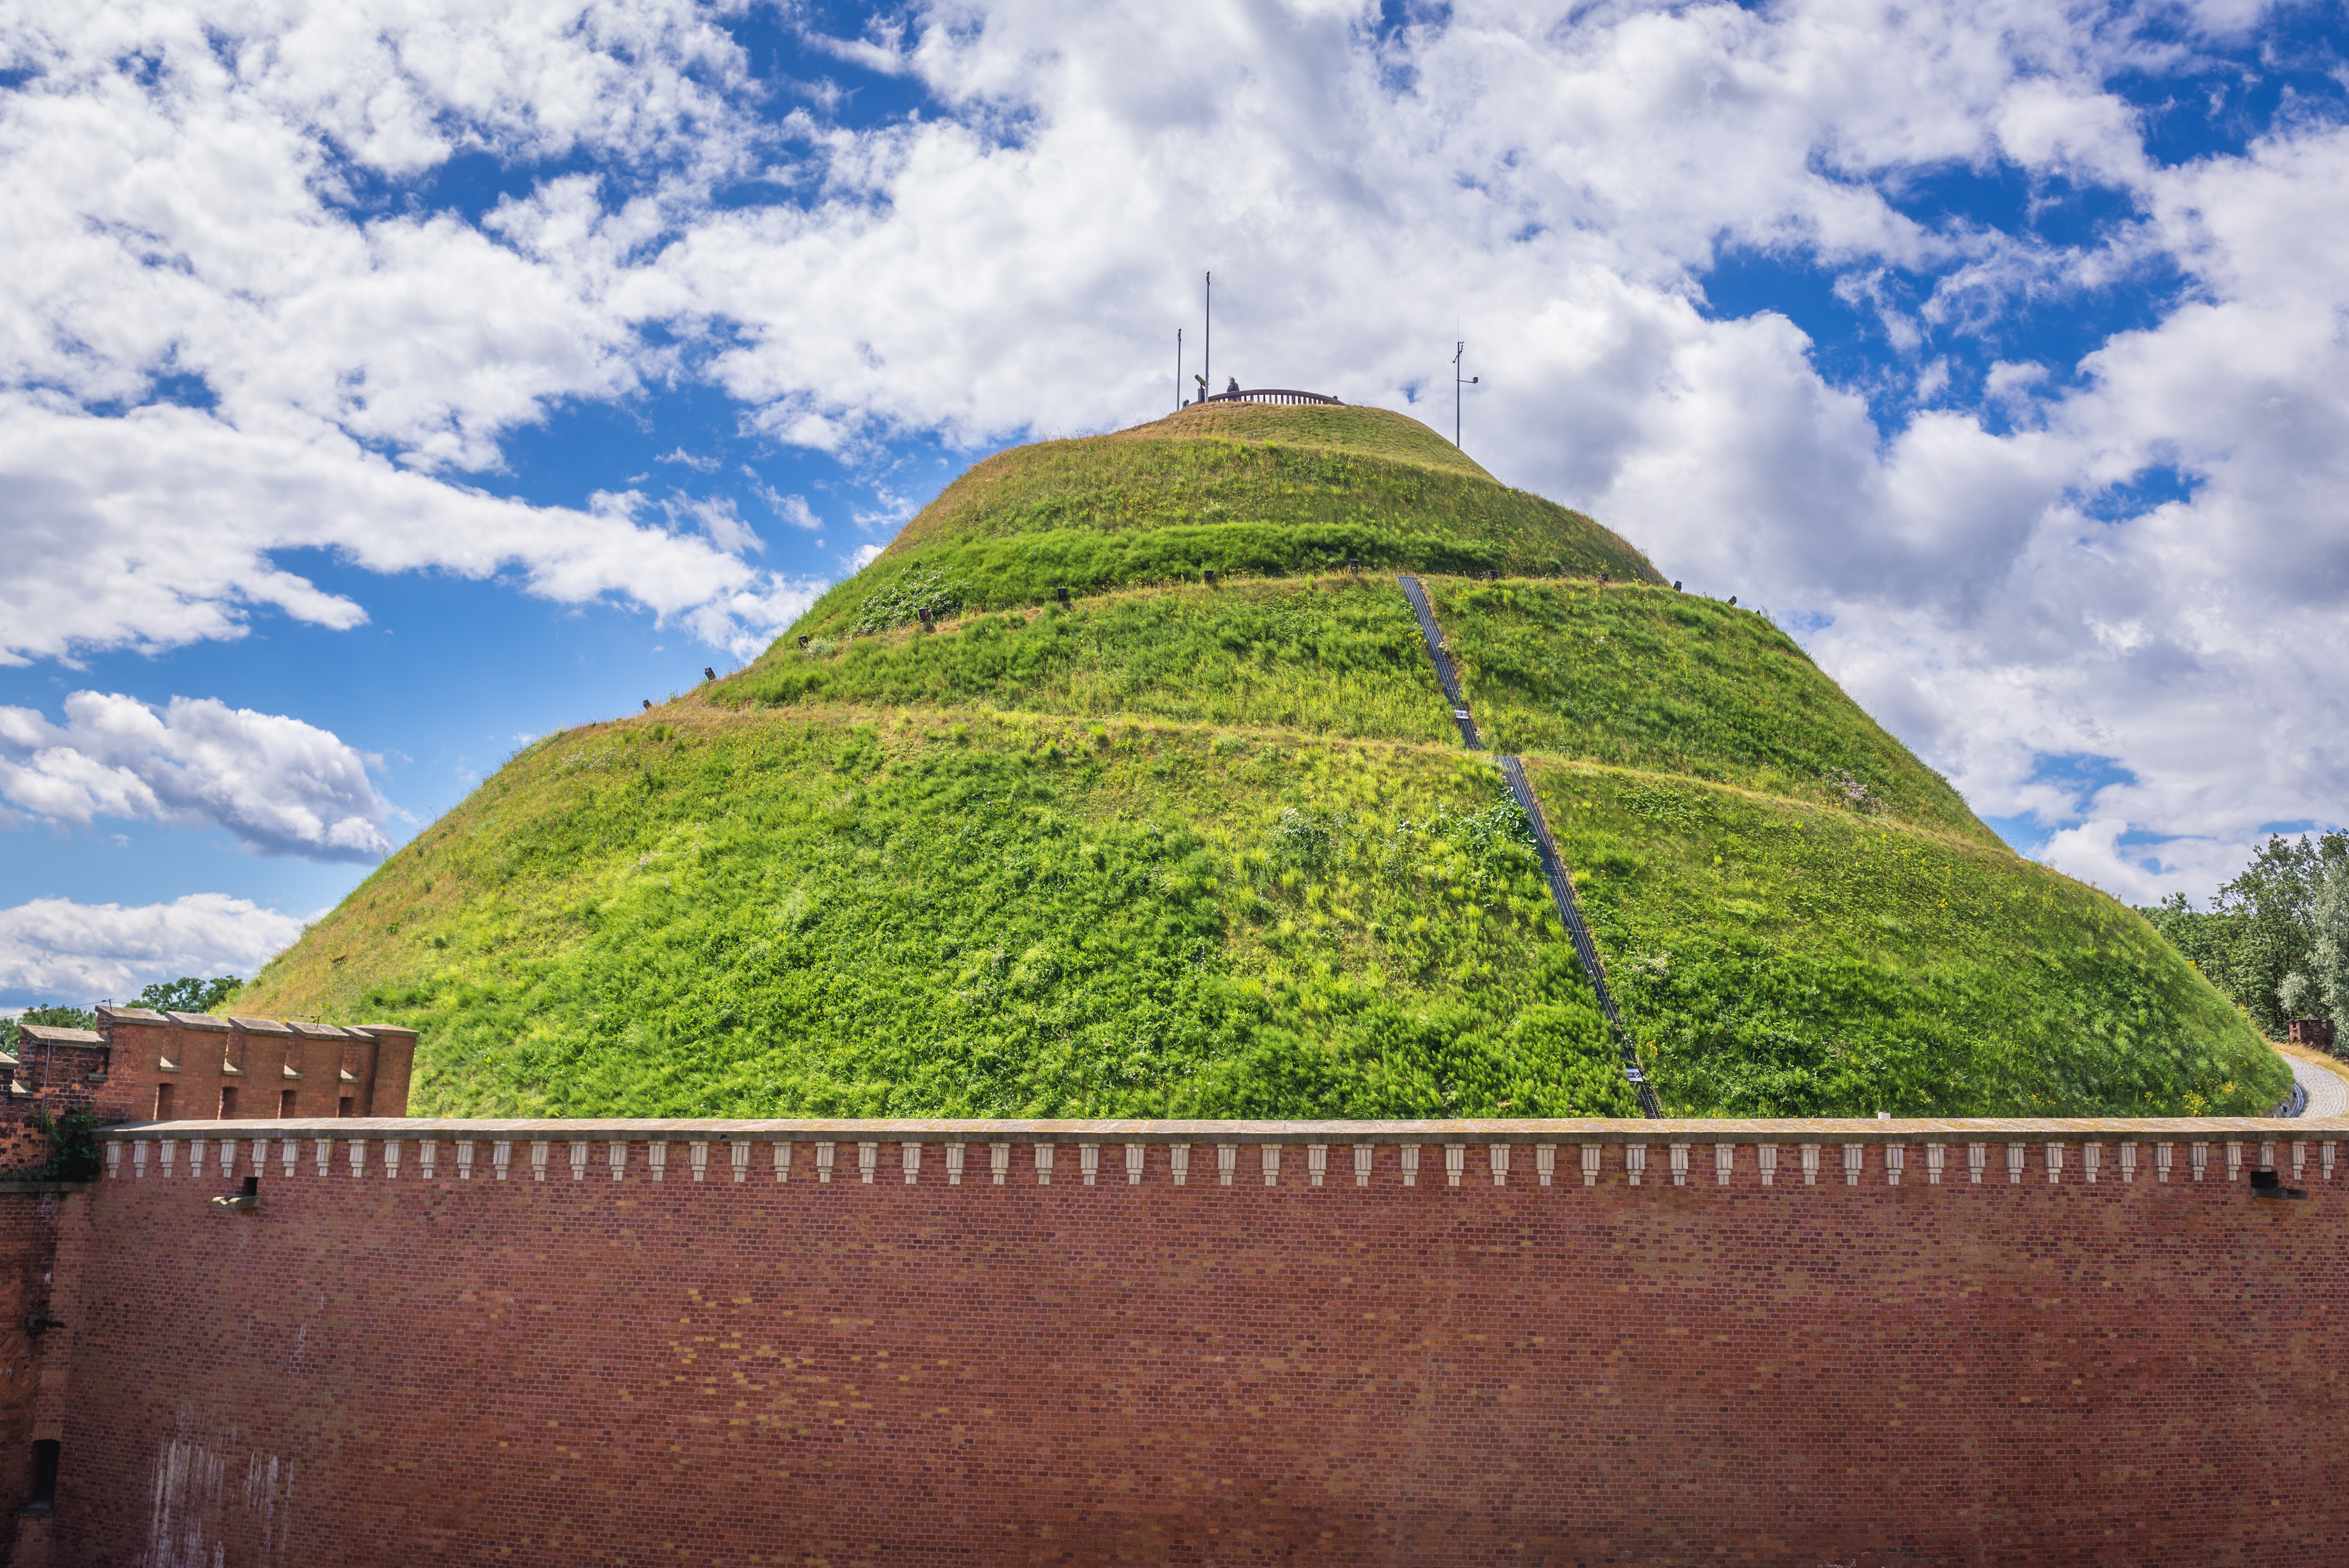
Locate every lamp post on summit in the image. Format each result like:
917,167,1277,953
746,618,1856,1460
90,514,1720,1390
1454,341,1478,449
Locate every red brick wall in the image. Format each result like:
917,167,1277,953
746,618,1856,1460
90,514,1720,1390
43,1132,2349,1565
0,1190,77,1563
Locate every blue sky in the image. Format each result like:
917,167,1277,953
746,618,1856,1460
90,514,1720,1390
4,0,2348,1007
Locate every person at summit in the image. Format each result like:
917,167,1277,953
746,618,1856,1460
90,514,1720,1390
1226,376,1239,395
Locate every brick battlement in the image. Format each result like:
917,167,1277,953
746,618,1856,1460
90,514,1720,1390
98,1114,2349,1188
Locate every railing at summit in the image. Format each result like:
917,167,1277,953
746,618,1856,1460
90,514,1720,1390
1198,388,1344,406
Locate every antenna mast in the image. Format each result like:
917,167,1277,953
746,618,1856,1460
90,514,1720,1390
1205,272,1212,401
1453,341,1478,448
1176,327,1183,412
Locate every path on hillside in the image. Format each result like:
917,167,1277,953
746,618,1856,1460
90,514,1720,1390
2290,1052,2348,1118
1396,573,1660,1117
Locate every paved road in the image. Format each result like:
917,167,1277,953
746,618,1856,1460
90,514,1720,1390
2291,1052,2349,1118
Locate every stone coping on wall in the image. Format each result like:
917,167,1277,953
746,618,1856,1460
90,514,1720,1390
98,1115,2349,1144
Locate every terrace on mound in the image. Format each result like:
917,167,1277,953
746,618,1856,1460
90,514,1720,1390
231,402,2290,1122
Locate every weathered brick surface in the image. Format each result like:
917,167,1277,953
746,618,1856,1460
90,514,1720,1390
40,1131,2349,1565
0,1191,78,1563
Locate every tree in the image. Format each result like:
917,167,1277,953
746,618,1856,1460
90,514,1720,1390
0,1005,98,1054
2141,831,2349,1036
133,976,243,1015
2279,859,2349,1025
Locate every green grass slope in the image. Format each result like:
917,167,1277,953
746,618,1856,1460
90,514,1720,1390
232,402,2288,1119
795,405,1661,640
241,710,1634,1119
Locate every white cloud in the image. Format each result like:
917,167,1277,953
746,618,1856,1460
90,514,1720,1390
750,481,822,530
0,397,815,664
0,893,307,1002
0,691,394,861
3,0,2345,896
0,0,796,663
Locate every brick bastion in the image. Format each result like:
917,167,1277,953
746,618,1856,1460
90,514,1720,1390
2,1115,2344,1565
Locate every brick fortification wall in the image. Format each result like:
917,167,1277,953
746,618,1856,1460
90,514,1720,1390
30,1118,2349,1566
0,1013,415,1171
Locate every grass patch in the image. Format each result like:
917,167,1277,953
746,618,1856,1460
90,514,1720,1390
1437,577,1996,846
730,578,1452,744
239,709,1633,1120
1106,403,1502,478
795,407,1659,639
1526,758,2286,1116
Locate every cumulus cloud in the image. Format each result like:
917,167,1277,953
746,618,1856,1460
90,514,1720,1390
4,0,2346,893
0,0,806,663
0,893,306,1003
0,691,393,861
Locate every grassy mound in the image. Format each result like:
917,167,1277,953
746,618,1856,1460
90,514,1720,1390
1432,577,1998,846
233,402,2288,1118
1531,760,2269,1115
796,405,1660,640
243,710,1632,1119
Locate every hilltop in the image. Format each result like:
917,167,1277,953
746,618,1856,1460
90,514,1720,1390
234,401,2287,1119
